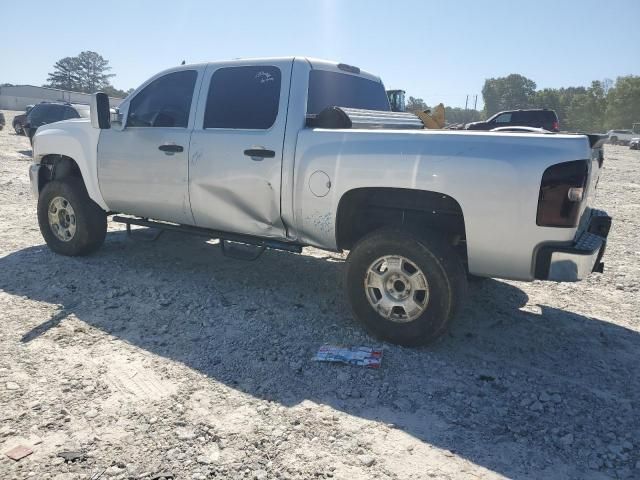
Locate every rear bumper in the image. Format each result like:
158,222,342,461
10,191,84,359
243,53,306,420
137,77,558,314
534,209,611,282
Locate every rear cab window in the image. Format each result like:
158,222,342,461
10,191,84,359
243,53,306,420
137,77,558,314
306,70,390,114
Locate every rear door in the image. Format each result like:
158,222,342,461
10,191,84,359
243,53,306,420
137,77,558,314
188,60,293,238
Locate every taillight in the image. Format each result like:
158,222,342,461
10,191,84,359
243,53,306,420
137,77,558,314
537,160,588,227
552,121,559,131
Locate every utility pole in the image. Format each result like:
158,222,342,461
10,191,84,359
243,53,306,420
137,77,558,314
464,95,469,123
473,94,478,111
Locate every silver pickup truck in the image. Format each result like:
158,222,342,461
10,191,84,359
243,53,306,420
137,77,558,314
29,57,611,346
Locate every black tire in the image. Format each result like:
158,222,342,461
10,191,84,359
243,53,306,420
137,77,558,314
37,178,107,256
13,123,22,135
345,229,466,346
610,137,618,145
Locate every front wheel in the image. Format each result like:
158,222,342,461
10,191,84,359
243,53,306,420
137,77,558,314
345,229,466,346
37,178,107,256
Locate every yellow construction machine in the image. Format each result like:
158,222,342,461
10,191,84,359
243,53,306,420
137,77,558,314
386,89,445,129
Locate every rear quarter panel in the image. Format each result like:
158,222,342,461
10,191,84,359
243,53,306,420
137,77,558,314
293,129,593,280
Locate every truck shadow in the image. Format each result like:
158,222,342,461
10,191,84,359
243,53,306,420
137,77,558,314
1,229,638,478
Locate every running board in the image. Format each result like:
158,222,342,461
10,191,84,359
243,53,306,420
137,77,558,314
112,216,303,257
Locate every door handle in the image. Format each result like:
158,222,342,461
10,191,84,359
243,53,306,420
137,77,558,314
158,144,184,153
244,148,275,159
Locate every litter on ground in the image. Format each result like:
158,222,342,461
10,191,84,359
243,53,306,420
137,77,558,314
313,345,383,368
5,444,33,461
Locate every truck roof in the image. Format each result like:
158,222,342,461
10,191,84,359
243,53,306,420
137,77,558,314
171,57,382,83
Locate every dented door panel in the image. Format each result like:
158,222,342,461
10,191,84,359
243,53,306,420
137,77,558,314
189,59,293,239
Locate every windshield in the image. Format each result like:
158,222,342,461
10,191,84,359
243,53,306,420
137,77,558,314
307,70,390,114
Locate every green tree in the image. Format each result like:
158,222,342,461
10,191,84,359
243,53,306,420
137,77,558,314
565,81,607,132
102,85,134,98
75,51,115,93
405,96,428,113
605,76,640,129
46,56,81,91
45,51,115,93
444,106,482,125
482,74,537,116
532,88,563,118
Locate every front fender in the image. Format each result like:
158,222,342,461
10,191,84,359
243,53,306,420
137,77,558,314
33,120,108,210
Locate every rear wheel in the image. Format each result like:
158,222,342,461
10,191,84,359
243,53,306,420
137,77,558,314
610,136,618,145
345,229,466,346
37,178,107,256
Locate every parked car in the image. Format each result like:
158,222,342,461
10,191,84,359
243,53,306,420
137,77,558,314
12,105,34,135
28,57,611,346
23,102,90,144
607,129,635,146
465,109,560,132
630,138,640,150
0,111,5,130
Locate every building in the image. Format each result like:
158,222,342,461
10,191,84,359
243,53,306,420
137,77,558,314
0,85,124,111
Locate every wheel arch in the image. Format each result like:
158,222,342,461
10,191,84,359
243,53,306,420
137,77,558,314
335,187,468,263
33,125,108,210
38,154,83,186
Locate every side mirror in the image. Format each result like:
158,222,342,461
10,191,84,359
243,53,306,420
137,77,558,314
90,92,111,129
110,107,123,126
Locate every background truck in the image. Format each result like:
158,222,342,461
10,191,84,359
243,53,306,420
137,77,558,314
607,129,636,145
465,108,560,132
28,57,611,346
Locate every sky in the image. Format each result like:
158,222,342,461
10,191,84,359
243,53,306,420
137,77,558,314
1,0,639,108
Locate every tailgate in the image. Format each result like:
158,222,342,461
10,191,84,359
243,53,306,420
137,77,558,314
577,134,607,231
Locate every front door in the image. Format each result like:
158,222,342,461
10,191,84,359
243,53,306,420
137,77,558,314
98,68,202,224
188,61,293,239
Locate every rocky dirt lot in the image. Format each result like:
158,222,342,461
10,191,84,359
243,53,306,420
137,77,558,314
0,109,638,480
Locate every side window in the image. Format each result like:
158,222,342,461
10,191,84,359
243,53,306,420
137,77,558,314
46,106,65,122
512,112,527,123
494,113,512,123
127,70,197,128
204,66,281,129
55,107,67,121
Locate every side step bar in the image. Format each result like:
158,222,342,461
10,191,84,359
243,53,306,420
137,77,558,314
112,216,303,256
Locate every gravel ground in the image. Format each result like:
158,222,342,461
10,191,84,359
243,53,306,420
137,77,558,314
0,109,639,480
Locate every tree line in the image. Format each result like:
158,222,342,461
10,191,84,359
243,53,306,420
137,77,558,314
483,73,639,132
407,73,639,131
